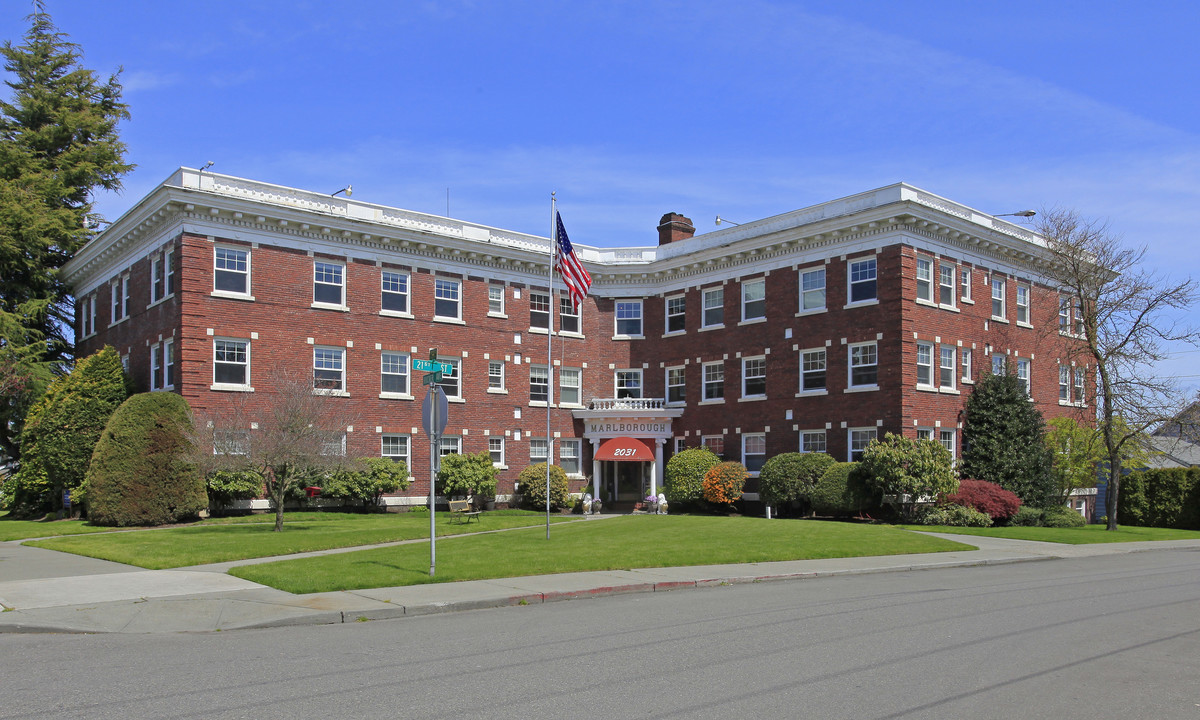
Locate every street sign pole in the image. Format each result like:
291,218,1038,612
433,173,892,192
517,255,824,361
421,349,451,578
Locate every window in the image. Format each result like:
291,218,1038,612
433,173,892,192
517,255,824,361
151,343,163,391
434,278,461,319
438,436,461,457
110,277,128,323
702,435,724,456
530,365,549,403
1059,365,1070,402
529,438,549,465
165,247,176,297
313,261,345,306
917,428,934,442
801,431,826,454
916,258,933,302
850,342,878,388
961,348,973,383
742,279,765,321
1016,358,1031,397
991,277,1006,319
1059,296,1071,331
666,295,686,333
150,338,175,391
849,428,877,462
848,258,877,303
703,361,724,401
559,296,580,334
615,301,642,336
615,370,642,399
742,356,766,397
939,430,956,459
489,437,505,467
214,247,249,295
960,268,972,301
213,429,249,456
1074,367,1085,403
702,287,724,327
488,285,505,315
560,439,581,475
530,292,550,329
437,358,461,399
382,434,410,468
80,295,97,337
151,253,165,303
163,338,175,389
743,434,766,474
320,432,347,457
916,342,934,387
940,346,955,390
666,366,686,404
381,271,409,313
801,267,826,311
800,349,826,392
1016,283,1030,324
1073,299,1085,335
560,367,581,405
939,264,955,306
488,360,505,391
213,339,250,388
314,347,345,392
992,354,1006,376
381,352,410,395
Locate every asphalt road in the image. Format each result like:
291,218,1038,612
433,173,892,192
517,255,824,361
3,549,1198,719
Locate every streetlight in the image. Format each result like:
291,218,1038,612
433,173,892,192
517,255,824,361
715,215,741,226
993,210,1036,219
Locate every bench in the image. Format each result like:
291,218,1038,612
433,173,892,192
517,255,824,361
447,499,482,524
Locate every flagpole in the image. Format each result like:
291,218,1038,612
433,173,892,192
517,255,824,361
546,193,556,539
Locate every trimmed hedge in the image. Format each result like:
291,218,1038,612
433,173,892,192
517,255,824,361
1041,505,1087,528
85,392,206,526
810,462,877,517
206,469,264,508
1118,468,1200,530
518,463,569,511
914,504,992,527
664,447,720,508
758,452,836,514
324,457,411,509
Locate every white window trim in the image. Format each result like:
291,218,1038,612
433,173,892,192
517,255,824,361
800,430,827,454
664,294,686,336
916,257,934,304
742,433,766,476
211,337,253,392
701,287,725,330
848,427,877,462
702,361,725,403
559,366,582,407
312,260,349,312
798,266,828,316
916,341,936,390
212,246,254,301
740,278,766,324
740,355,767,400
487,284,508,318
665,365,686,406
615,369,643,399
380,270,413,318
846,257,878,307
938,263,957,309
380,351,412,400
313,345,349,396
847,341,879,392
433,277,464,323
560,438,583,477
489,436,506,469
613,300,644,339
487,359,507,395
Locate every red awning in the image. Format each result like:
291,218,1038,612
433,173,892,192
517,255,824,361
594,436,655,462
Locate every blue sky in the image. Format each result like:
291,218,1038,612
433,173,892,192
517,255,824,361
4,1,1199,388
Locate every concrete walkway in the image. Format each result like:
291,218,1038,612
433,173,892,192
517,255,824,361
3,526,1199,635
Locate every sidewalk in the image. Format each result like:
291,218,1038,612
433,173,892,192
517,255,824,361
3,528,1199,635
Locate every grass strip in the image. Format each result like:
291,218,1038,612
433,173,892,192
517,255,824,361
907,524,1200,544
0,514,116,542
229,516,973,593
25,511,573,568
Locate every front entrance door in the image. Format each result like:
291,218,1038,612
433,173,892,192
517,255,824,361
600,461,647,503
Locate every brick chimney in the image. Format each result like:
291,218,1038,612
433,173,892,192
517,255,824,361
657,212,695,245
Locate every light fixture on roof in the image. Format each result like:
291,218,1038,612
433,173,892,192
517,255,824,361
331,185,353,198
715,215,740,227
994,210,1036,218
199,161,214,172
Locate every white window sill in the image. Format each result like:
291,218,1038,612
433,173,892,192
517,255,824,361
738,317,767,327
314,389,350,397
916,298,938,308
529,400,549,407
961,378,975,385
379,309,414,319
211,290,254,302
433,316,466,325
559,402,584,409
699,398,725,405
939,304,960,313
844,385,879,393
916,385,939,393
843,299,879,309
486,387,509,394
666,400,686,407
379,392,414,401
611,334,644,341
939,387,961,395
698,324,725,333
1016,321,1033,329
991,316,1009,324
487,311,509,319
211,383,254,392
107,318,128,328
558,331,584,339
961,298,974,305
795,389,828,397
795,307,827,317
447,396,466,404
311,302,349,312
529,327,550,335
147,296,172,310
663,329,686,338
738,395,767,403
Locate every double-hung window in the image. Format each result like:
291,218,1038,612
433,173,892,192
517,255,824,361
800,267,825,311
916,342,934,387
801,431,826,454
701,435,725,456
702,287,724,328
382,434,411,468
313,261,345,307
1059,365,1070,402
381,352,409,395
939,430,956,459
488,360,505,391
992,354,1007,376
743,434,766,474
559,296,580,334
849,428,877,462
1059,296,1071,332
849,342,878,388
530,292,550,329
960,268,972,302
1016,283,1030,325
742,356,766,398
939,346,955,390
703,361,724,401
961,348,973,383
916,258,933,302
991,277,1006,319
110,276,129,323
742,279,765,322
439,436,462,457
530,365,550,403
848,258,877,303
434,278,461,320
488,285,505,315
939,265,955,306
150,338,174,391
164,247,176,297
1016,358,1031,397
489,437,505,467
1074,367,1085,403
666,366,686,404
666,295,686,333
314,347,345,392
151,253,165,304
560,439,581,475
615,370,642,399
381,271,409,313
615,301,642,336
213,338,250,389
529,438,549,465
214,247,249,295
560,367,581,405
800,349,826,392
437,358,461,399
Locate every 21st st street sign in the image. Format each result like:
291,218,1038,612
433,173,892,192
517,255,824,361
412,358,453,374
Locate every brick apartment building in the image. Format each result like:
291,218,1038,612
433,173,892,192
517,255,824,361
63,168,1090,508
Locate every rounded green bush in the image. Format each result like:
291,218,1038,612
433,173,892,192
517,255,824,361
664,447,720,507
1006,505,1043,527
206,469,264,508
914,504,992,527
810,462,875,517
518,463,569,510
86,392,207,526
1041,505,1087,528
758,452,836,513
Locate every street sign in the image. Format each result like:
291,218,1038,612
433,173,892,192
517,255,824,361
422,371,442,386
421,385,449,436
412,358,453,374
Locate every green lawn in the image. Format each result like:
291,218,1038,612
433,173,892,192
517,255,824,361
229,516,975,593
908,524,1200,544
26,511,575,568
0,513,116,542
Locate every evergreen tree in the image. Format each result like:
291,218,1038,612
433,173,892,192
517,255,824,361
960,368,1056,508
0,2,132,463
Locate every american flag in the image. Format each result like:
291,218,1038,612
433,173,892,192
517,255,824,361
554,212,592,310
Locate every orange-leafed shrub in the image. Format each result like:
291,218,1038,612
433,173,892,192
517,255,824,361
702,462,748,508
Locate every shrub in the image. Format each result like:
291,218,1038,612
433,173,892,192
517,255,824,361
1008,506,1043,527
943,479,1022,521
913,504,992,527
323,457,411,509
810,462,876,517
436,451,498,500
758,452,836,514
518,463,569,511
702,461,747,508
1042,505,1087,528
85,392,207,527
664,447,720,508
206,469,264,508
859,433,957,519
1118,467,1200,530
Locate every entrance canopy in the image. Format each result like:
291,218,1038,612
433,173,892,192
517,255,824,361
594,436,654,462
